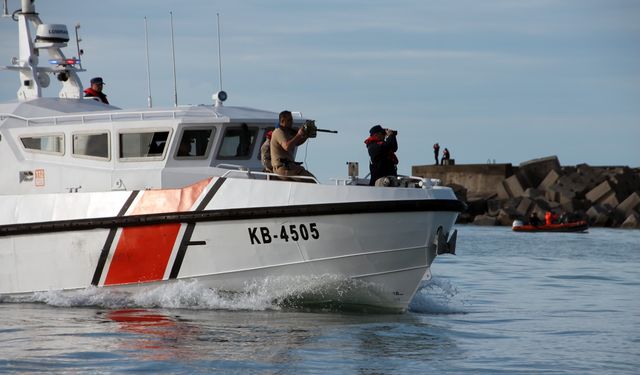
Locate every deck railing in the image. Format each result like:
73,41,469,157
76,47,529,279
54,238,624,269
217,163,319,184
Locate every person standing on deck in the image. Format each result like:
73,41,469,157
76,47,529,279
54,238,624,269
365,125,398,186
260,130,273,172
83,77,109,104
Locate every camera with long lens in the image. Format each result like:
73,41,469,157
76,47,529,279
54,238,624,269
302,120,317,138
387,129,398,136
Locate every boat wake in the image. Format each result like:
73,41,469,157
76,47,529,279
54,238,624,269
2,275,467,314
408,277,467,314
0,275,388,312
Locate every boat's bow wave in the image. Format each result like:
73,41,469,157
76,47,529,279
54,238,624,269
0,275,401,312
408,278,467,315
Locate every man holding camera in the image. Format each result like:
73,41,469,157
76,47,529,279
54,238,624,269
270,110,316,180
364,124,398,186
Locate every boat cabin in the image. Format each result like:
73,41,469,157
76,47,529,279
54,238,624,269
0,98,310,194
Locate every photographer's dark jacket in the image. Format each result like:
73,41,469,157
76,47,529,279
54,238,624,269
364,133,398,186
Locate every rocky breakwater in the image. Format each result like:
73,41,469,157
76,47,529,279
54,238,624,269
412,156,640,229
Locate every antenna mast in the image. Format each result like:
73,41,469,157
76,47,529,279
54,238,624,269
144,16,153,108
216,12,223,91
74,23,83,70
169,11,178,107
5,0,85,100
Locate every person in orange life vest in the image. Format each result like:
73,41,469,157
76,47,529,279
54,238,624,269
441,147,450,165
433,142,440,165
84,77,109,104
545,211,558,225
365,124,398,186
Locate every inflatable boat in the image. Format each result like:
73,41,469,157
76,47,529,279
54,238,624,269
512,220,589,233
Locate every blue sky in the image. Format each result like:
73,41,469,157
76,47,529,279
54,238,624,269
1,0,639,182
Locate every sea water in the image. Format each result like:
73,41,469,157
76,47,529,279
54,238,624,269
1,226,638,374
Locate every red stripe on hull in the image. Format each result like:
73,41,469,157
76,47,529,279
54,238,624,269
103,178,213,285
129,178,212,215
104,224,181,285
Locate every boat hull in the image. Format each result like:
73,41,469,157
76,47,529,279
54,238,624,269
0,177,462,312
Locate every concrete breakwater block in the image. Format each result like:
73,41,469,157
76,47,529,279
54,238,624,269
561,198,589,215
616,192,640,217
587,204,611,226
497,209,516,226
600,193,621,210
519,155,561,187
523,187,544,199
473,214,498,226
538,169,560,191
497,174,527,199
621,212,640,229
487,199,502,216
544,183,576,204
556,174,591,197
610,171,640,198
585,181,614,203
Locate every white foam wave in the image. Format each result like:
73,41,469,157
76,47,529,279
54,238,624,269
408,277,467,314
2,275,369,311
2,275,466,314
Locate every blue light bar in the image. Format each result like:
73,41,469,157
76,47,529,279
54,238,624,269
48,58,80,65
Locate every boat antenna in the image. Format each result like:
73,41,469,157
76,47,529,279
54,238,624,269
216,12,223,91
144,16,153,108
169,11,178,107
74,23,83,70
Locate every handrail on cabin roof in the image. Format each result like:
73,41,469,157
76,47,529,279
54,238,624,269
0,108,223,126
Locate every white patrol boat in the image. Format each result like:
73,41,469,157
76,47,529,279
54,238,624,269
0,0,462,312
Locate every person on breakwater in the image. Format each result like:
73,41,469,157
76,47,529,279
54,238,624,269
441,147,451,165
433,143,440,165
365,124,398,186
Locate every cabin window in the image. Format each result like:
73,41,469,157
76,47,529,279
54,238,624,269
119,130,170,160
72,132,109,159
217,124,258,159
176,128,215,159
20,134,64,155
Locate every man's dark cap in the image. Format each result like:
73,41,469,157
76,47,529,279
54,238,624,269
369,124,385,135
90,77,105,85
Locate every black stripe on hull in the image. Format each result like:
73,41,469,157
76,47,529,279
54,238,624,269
90,190,139,286
0,198,465,238
169,223,196,279
168,177,226,279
